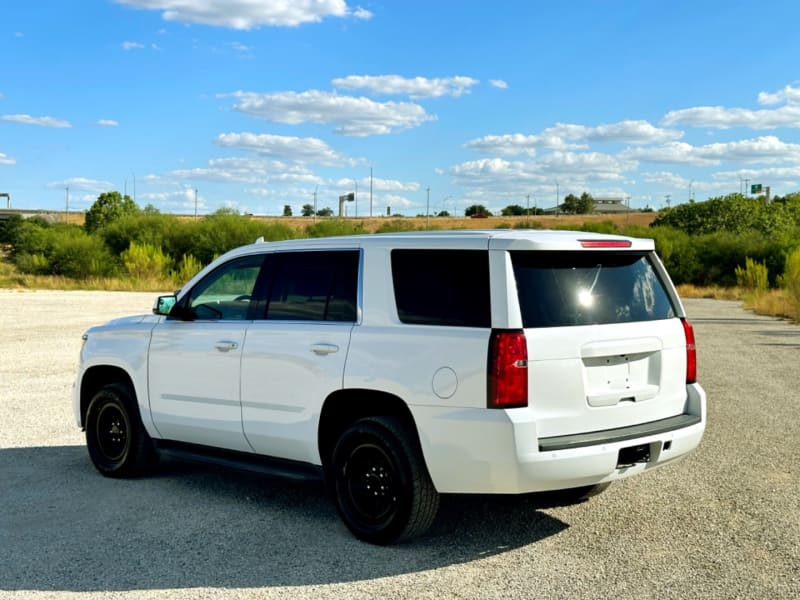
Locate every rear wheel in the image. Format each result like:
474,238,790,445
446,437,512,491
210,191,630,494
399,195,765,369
331,416,439,544
85,382,155,478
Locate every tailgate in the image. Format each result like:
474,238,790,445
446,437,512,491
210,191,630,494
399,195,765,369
509,248,689,438
526,319,689,438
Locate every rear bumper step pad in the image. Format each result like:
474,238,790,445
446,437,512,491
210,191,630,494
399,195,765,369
538,413,702,452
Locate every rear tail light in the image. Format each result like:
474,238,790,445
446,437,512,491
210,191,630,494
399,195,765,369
488,330,528,409
681,318,697,384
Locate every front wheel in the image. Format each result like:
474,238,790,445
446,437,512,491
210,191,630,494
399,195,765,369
331,416,439,544
85,382,155,478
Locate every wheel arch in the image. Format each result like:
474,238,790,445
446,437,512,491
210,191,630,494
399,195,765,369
318,389,419,471
78,365,137,428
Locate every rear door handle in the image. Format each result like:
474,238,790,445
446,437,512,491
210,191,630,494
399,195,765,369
311,343,339,355
214,341,239,352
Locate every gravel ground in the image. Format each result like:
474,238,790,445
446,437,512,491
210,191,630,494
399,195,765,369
1,290,798,599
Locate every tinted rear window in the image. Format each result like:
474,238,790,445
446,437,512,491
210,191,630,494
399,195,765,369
511,251,676,328
392,249,490,327
265,250,359,322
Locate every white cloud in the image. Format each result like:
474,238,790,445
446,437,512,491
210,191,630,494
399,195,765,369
663,84,800,129
642,171,694,188
332,75,479,98
214,132,358,165
622,136,800,166
121,41,145,50
227,41,252,53
448,152,636,197
115,0,370,29
47,177,115,192
352,6,373,20
358,177,420,193
0,152,16,165
557,120,683,144
465,120,681,156
223,90,435,136
489,80,508,89
154,156,321,185
97,119,119,127
712,166,800,183
757,84,800,106
1,114,72,128
464,133,581,155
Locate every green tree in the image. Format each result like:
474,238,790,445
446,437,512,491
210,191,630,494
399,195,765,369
465,204,491,217
501,204,526,216
561,194,580,214
282,204,293,217
577,192,594,214
301,204,315,217
316,207,334,217
85,191,139,233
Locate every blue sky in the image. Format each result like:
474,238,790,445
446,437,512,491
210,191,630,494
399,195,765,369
2,0,800,217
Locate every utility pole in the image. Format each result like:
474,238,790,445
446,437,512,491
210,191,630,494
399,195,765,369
313,185,318,224
555,181,560,216
744,178,750,197
369,167,373,218
426,187,430,229
194,188,198,220
65,186,69,221
665,194,671,209
354,181,358,218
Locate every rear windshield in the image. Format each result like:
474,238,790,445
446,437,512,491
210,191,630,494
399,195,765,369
511,251,677,328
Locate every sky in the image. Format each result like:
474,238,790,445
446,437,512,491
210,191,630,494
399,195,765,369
2,0,800,217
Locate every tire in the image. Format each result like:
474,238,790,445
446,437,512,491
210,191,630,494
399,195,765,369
85,382,155,478
330,416,439,544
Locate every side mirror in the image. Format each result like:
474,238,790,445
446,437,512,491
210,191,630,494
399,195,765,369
153,295,177,316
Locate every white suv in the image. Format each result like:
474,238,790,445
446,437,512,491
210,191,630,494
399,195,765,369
74,230,705,544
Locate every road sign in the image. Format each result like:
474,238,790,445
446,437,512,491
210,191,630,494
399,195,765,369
751,184,763,194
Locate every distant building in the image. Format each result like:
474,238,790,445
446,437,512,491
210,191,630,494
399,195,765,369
593,197,629,214
541,196,630,215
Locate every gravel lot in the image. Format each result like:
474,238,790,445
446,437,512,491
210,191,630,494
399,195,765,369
1,290,798,599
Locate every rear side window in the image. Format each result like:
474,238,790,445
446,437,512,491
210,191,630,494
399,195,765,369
391,249,490,327
265,250,359,322
511,251,676,328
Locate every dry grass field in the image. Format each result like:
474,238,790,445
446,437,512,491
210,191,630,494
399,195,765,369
41,210,658,232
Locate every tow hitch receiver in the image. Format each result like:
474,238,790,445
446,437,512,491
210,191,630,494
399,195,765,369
617,443,651,468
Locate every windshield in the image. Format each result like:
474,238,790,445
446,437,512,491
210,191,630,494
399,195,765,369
511,251,677,328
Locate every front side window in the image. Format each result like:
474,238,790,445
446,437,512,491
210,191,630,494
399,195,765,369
391,249,490,327
511,251,676,328
264,250,359,322
181,254,265,320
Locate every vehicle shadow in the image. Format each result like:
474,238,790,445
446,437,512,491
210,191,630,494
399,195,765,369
0,446,570,593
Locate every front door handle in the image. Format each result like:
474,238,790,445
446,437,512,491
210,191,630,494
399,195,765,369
214,340,239,352
311,343,339,355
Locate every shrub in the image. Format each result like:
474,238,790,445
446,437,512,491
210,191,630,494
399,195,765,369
305,219,366,238
172,254,203,286
781,247,800,310
735,258,769,294
48,230,116,278
122,242,171,280
375,219,419,233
